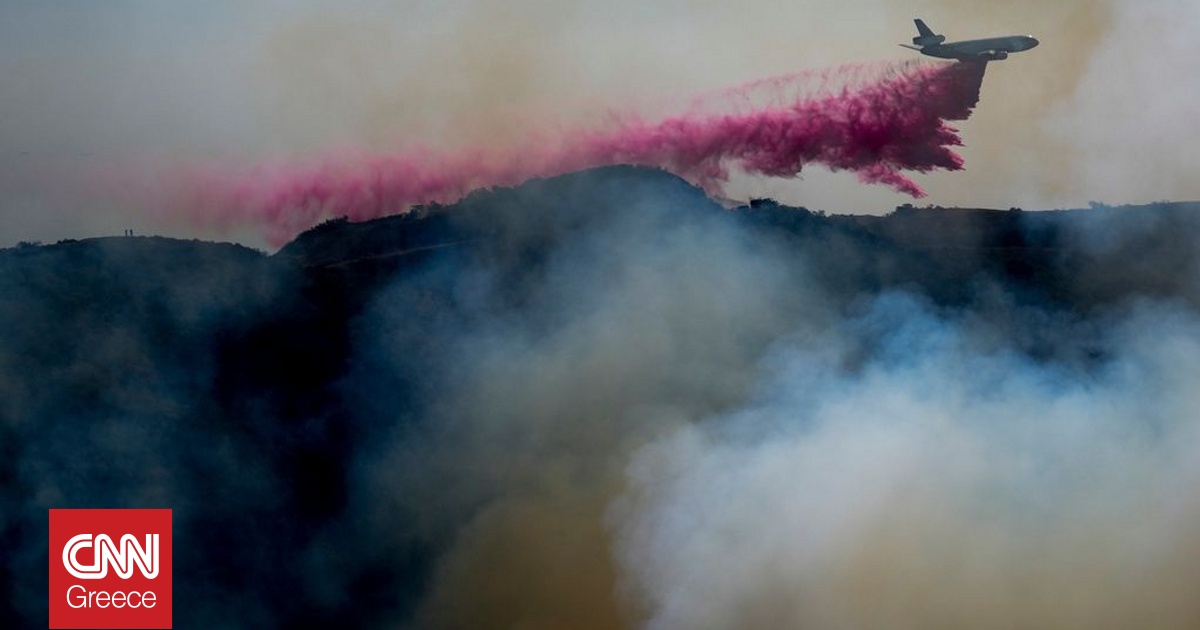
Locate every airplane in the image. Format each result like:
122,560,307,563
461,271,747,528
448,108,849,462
900,19,1038,61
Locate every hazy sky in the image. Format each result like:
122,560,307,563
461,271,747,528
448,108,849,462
2,0,1196,247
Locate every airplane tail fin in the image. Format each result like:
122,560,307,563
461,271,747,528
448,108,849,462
914,19,935,39
912,19,946,47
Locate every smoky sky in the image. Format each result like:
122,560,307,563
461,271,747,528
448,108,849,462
2,0,1199,248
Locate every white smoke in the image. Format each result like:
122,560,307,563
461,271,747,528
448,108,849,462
611,294,1200,629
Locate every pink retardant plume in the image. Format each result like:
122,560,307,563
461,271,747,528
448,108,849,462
174,59,987,245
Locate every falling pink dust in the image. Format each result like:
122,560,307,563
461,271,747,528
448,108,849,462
167,59,987,245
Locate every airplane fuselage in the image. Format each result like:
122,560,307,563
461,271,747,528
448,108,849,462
920,35,1039,61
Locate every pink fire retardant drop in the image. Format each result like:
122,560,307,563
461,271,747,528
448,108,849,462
177,59,987,245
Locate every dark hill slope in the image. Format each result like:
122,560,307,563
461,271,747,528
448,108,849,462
3,166,1200,626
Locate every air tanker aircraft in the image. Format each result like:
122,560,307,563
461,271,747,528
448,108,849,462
901,19,1038,61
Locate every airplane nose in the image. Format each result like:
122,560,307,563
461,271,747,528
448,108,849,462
1027,37,1040,49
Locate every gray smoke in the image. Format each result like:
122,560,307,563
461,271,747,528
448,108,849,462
331,178,1200,628
611,294,1200,629
345,176,821,628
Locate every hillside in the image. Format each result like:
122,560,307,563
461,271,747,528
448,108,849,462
4,166,1200,626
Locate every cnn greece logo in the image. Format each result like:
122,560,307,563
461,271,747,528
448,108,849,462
63,533,159,580
49,509,172,629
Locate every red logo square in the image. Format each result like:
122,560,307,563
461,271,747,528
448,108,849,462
49,509,173,629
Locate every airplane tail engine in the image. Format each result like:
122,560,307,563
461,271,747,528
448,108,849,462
913,34,946,46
